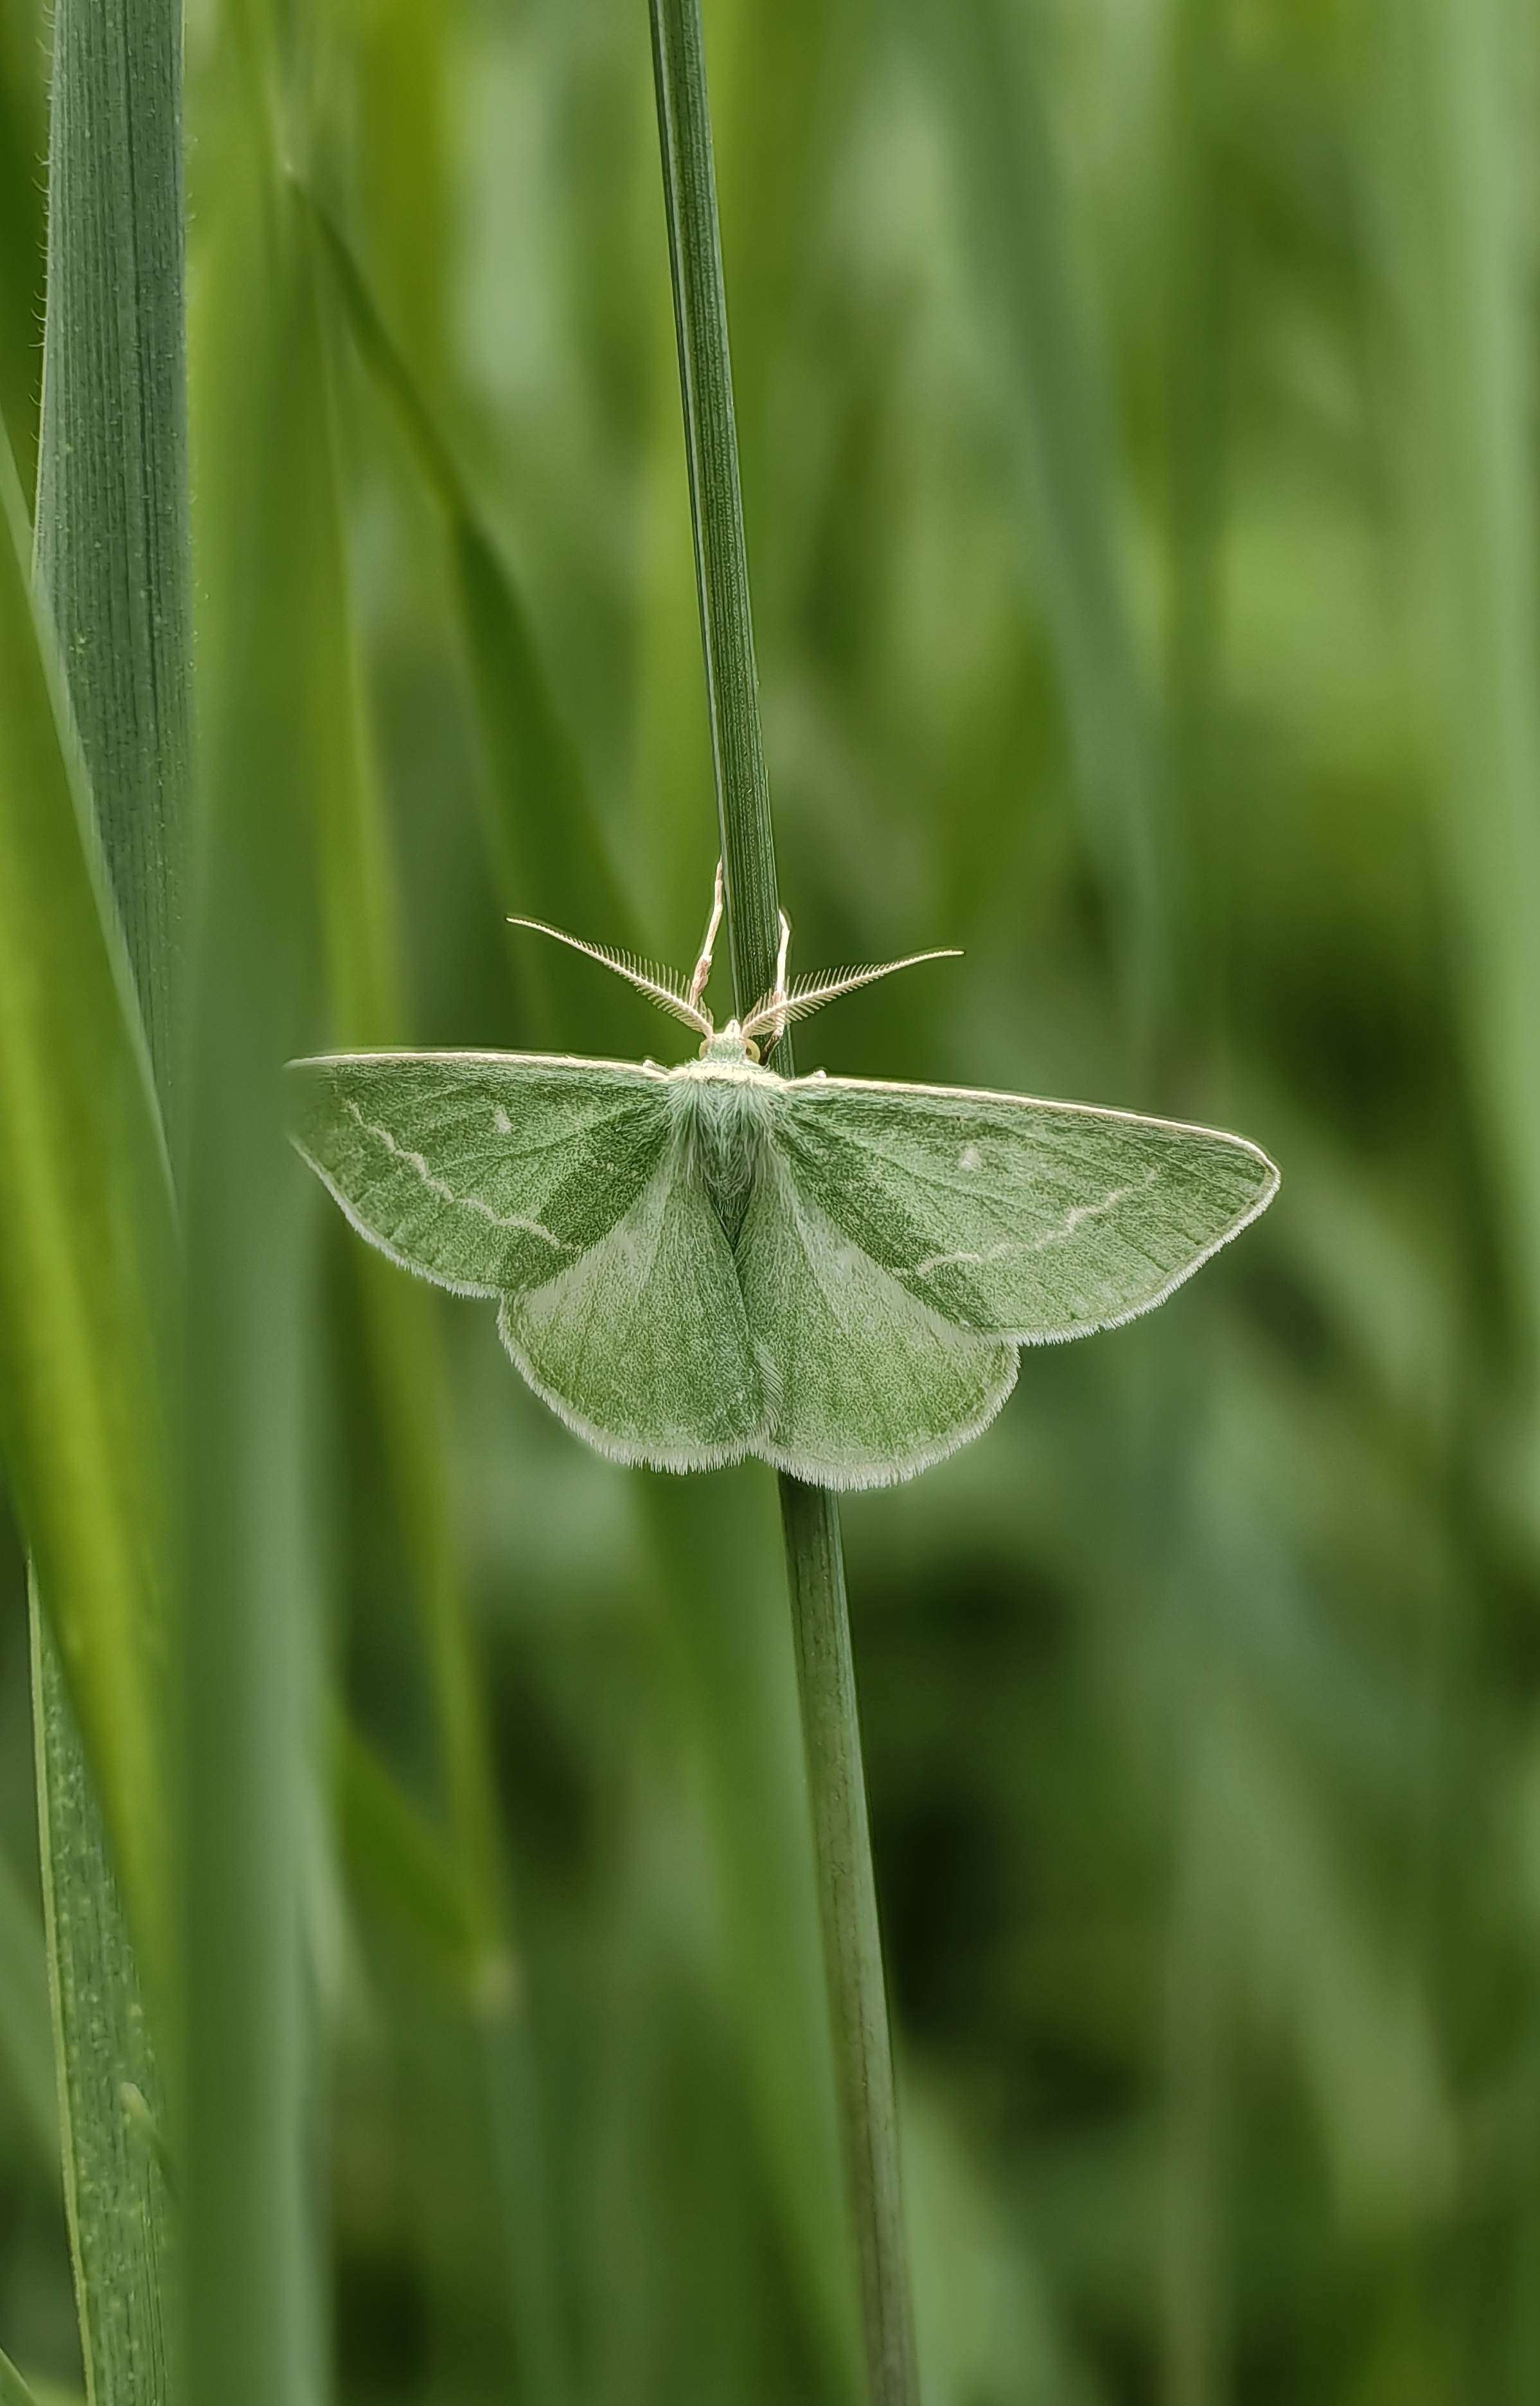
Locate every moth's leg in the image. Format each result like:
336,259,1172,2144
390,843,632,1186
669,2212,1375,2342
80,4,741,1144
765,911,792,1048
688,860,725,1012
740,910,793,1048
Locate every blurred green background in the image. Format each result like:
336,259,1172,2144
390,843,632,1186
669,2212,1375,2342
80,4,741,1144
4,0,1540,2398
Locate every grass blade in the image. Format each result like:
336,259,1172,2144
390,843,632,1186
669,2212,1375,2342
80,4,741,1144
33,0,191,1095
1385,0,1540,1388
308,195,640,1050
0,2347,44,2406
907,0,1167,1043
649,0,782,1014
31,1588,171,2406
337,1695,575,2393
778,1480,916,2406
181,19,333,2401
0,1836,58,2172
647,1476,863,2403
648,1,919,2394
0,13,44,493
345,1257,574,2405
335,1718,479,1982
26,2,190,2393
0,414,173,2019
306,238,572,2390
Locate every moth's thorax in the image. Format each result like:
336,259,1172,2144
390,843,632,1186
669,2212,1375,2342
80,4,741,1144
667,1051,778,1243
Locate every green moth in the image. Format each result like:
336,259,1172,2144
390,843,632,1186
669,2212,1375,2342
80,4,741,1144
291,872,1277,1489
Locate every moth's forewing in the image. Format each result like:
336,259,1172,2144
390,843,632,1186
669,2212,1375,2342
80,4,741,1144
736,1144,1016,1489
289,1053,672,1295
772,1078,1278,1341
500,1129,761,1472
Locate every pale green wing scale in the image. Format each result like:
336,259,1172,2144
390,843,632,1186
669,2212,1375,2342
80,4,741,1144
291,1052,761,1470
733,1139,1017,1487
291,1052,674,1295
770,1075,1279,1341
496,1150,757,1473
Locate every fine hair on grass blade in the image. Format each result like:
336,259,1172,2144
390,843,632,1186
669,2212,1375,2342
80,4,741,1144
646,0,920,2393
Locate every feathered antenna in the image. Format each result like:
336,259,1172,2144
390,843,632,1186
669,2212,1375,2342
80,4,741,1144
741,933,962,1047
510,865,960,1050
507,917,714,1036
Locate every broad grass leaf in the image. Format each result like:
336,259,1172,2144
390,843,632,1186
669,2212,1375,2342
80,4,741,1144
0,418,173,1969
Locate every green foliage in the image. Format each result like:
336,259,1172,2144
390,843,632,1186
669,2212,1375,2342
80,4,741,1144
306,193,639,1048
0,418,173,1994
24,3,188,2394
31,1600,170,2406
1,0,1540,2400
0,1838,55,2171
179,13,348,2398
32,0,191,1092
0,2346,42,2406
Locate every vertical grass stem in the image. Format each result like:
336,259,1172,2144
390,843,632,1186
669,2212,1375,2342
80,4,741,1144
648,3,919,2395
779,1479,919,2406
648,0,779,1011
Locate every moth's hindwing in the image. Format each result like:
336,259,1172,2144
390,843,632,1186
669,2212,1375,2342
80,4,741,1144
772,1077,1278,1341
290,1054,672,1296
499,1122,761,1472
737,1142,1016,1489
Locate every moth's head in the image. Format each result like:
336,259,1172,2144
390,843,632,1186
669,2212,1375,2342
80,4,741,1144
700,1023,761,1065
509,865,960,1061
